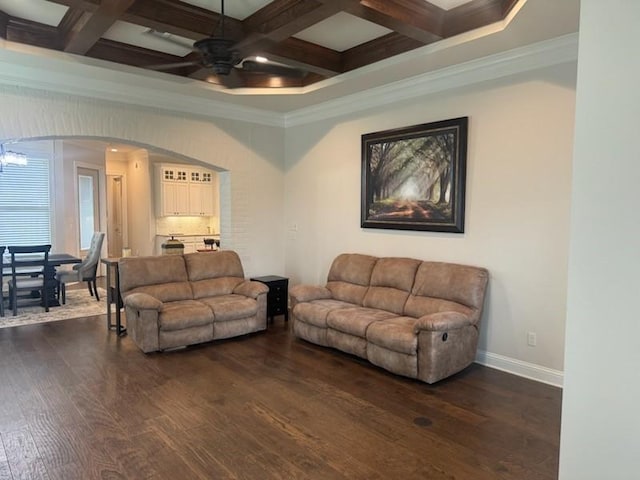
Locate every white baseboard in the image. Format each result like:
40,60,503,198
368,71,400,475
475,350,564,388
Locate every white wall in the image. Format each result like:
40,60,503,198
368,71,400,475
0,86,286,278
126,149,153,257
285,63,576,377
559,1,640,478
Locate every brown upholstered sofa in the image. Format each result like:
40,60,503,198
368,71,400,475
119,251,269,353
290,253,489,384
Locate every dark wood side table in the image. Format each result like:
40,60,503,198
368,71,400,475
250,275,289,323
101,257,126,336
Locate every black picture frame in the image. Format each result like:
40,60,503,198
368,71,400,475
361,116,468,233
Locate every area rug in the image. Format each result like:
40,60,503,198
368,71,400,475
0,288,106,329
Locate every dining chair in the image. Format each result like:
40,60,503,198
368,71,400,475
7,244,51,316
0,246,5,317
56,232,105,304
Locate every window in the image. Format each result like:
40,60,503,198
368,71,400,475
77,167,99,252
0,156,51,246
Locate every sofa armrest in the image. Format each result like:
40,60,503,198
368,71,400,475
289,284,332,303
414,311,472,333
233,280,269,299
124,292,163,311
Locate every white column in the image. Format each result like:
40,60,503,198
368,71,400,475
560,1,640,478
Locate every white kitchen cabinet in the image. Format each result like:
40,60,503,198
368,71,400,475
189,182,215,216
161,181,190,216
156,164,216,216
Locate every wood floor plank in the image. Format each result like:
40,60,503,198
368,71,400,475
2,429,50,480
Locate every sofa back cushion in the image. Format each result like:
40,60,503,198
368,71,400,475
185,251,246,299
363,257,421,315
326,253,378,305
119,255,193,302
404,261,488,322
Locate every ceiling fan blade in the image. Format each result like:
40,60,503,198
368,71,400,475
146,61,200,71
241,60,307,78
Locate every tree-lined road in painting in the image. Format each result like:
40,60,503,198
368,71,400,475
366,131,455,223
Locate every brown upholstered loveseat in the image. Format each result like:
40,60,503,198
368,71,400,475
290,253,489,384
119,251,268,353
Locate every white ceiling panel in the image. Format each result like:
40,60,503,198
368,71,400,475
0,0,67,27
427,0,474,10
294,13,392,52
103,22,194,57
180,0,272,20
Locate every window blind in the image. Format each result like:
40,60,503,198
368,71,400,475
0,157,51,246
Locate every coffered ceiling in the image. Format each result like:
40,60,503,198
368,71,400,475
0,0,580,116
0,0,524,90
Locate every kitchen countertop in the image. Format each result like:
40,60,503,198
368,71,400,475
156,233,219,238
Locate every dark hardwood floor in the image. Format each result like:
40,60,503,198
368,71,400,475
0,309,562,480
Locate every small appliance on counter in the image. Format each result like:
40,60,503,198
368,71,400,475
198,238,220,252
161,234,185,255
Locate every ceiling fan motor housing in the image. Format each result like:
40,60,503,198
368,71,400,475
194,37,241,75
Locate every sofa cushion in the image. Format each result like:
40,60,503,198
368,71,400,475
327,307,395,338
119,255,188,294
362,257,421,315
410,262,488,311
366,316,418,355
191,277,244,299
159,300,213,332
326,253,377,305
184,251,244,281
404,294,473,319
293,299,356,328
200,294,258,322
128,282,193,303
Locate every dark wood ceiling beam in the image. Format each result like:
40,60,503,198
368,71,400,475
122,0,244,42
64,0,136,55
58,7,87,40
4,18,63,50
239,0,347,54
244,0,341,39
0,11,9,39
343,0,443,44
86,38,191,72
261,37,342,76
341,32,423,72
443,0,509,37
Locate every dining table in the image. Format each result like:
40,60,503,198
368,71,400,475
2,252,82,308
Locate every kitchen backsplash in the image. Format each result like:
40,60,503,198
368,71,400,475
156,216,219,236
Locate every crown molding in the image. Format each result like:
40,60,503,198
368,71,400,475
284,33,579,127
0,33,577,129
0,40,284,128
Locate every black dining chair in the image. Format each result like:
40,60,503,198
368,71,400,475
0,246,5,317
7,244,51,316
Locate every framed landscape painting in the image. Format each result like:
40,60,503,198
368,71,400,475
361,117,468,233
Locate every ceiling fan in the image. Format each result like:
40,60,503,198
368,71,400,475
145,0,307,87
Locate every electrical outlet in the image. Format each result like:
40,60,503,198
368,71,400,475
527,332,537,347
